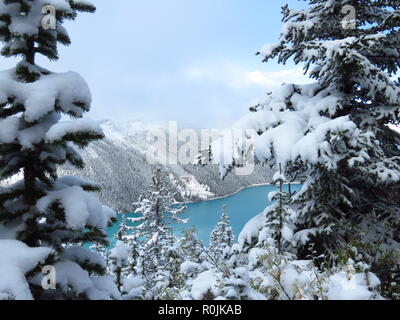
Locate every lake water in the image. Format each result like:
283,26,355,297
107,184,301,247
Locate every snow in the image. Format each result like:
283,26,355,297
61,246,106,270
110,241,130,268
0,117,20,144
272,171,286,183
268,191,278,202
229,83,360,170
18,121,50,149
57,176,99,189
248,247,268,267
0,68,97,151
0,69,92,123
53,260,120,300
258,43,279,59
190,270,220,300
0,0,77,52
327,271,382,300
123,275,145,299
37,183,116,230
46,119,104,143
238,211,266,246
180,261,201,275
175,175,214,201
281,225,294,243
0,240,53,300
388,124,400,134
279,262,317,299
90,276,121,300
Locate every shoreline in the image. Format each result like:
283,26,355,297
179,182,301,205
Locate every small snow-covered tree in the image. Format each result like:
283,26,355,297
237,226,383,300
109,214,132,291
111,213,140,277
90,242,108,268
209,205,234,262
130,168,187,299
0,1,118,299
158,233,185,300
180,226,207,265
216,244,264,300
109,240,130,292
178,227,210,299
264,168,297,254
178,226,211,295
116,213,129,243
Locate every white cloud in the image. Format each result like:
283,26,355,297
247,68,309,87
185,61,310,91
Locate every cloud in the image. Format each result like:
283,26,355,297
84,60,312,128
185,61,309,91
246,68,308,87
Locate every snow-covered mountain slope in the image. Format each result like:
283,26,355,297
58,120,273,212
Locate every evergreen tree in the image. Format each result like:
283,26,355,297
90,242,108,265
180,226,207,265
265,0,400,273
116,213,129,243
112,213,141,277
0,0,118,299
264,167,296,254
158,233,185,300
209,205,234,263
178,226,210,292
130,168,187,299
109,240,130,293
125,232,141,277
216,244,264,300
208,0,400,290
109,214,132,292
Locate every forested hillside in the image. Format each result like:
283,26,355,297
59,120,273,211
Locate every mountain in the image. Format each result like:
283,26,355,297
58,120,275,212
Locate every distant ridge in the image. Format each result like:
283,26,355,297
59,119,273,212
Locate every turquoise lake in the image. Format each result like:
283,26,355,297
107,184,301,247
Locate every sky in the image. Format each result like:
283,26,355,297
0,0,310,129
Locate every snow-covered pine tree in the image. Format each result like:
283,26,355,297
116,214,141,277
130,168,187,299
209,205,234,262
109,214,132,292
207,0,400,285
259,0,400,275
90,241,108,264
216,244,265,300
92,215,131,273
263,167,297,254
109,240,130,293
178,226,211,287
158,232,185,300
180,226,207,265
180,219,262,300
116,213,129,243
125,232,140,277
0,0,118,299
